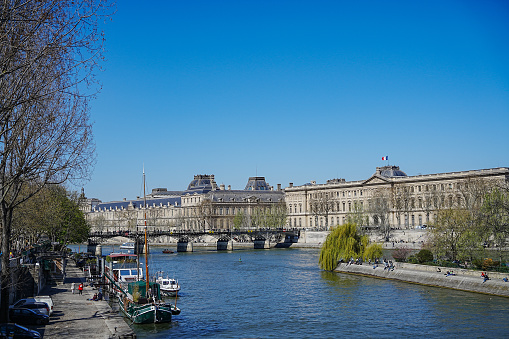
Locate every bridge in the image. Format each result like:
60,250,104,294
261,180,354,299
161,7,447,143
87,228,300,253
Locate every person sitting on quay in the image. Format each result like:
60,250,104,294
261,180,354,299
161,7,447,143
503,277,508,283
445,271,455,277
481,272,490,283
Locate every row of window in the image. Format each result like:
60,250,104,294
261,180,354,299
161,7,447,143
288,213,436,228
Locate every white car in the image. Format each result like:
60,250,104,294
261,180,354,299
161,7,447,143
10,296,54,316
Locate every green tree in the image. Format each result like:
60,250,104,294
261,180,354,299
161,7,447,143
49,188,90,249
319,223,371,271
481,188,509,249
428,208,475,261
233,210,246,230
13,186,89,250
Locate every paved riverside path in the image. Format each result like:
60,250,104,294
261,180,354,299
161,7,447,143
39,261,135,338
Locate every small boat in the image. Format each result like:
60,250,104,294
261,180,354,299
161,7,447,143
162,249,174,254
154,271,181,296
120,242,135,250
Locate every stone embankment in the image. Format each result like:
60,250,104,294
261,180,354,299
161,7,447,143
41,261,135,338
334,262,509,297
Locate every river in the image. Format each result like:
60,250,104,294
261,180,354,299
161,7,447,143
72,245,509,338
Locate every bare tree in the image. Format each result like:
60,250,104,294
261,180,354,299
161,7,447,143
368,188,392,241
196,199,213,230
0,0,113,321
309,192,334,229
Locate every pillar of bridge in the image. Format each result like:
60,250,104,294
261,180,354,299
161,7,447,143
217,240,233,251
134,238,145,254
254,239,270,249
87,243,97,254
177,241,193,252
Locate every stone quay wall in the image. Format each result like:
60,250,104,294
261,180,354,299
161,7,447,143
334,262,509,298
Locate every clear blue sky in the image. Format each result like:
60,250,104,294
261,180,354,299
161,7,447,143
83,0,509,202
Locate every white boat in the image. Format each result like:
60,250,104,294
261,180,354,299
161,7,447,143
154,271,181,296
120,242,135,250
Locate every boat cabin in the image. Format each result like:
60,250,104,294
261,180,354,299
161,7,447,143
106,253,143,282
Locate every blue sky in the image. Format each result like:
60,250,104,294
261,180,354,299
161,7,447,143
83,0,509,202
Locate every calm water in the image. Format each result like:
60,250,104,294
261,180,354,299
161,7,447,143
75,245,509,338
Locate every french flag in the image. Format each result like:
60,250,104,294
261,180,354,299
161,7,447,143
382,156,388,161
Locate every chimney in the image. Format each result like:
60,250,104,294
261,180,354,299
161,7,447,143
220,184,225,190
289,182,293,188
228,185,231,190
277,184,281,191
123,198,126,201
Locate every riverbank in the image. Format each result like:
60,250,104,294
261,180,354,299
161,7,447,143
40,261,135,338
334,261,509,298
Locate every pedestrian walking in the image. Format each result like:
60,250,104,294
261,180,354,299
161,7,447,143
78,283,83,295
71,282,76,294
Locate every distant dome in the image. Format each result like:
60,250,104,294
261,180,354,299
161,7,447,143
186,174,217,193
377,166,407,178
244,177,270,190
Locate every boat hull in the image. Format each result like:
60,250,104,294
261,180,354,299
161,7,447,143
119,298,172,324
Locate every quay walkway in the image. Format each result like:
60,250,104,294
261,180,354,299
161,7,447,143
335,262,509,297
38,261,135,338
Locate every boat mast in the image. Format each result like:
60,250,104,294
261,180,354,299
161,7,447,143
144,167,150,297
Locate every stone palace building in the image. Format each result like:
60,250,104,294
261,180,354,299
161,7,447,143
82,175,285,232
285,166,509,230
83,166,509,232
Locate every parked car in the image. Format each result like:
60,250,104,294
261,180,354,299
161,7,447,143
10,296,53,316
16,302,50,316
8,308,49,325
0,323,41,339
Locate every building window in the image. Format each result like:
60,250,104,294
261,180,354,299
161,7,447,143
310,218,313,227
299,218,302,227
299,204,302,213
343,202,346,211
412,215,415,226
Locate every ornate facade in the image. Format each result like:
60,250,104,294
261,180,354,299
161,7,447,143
285,166,509,230
84,175,285,232
84,166,509,232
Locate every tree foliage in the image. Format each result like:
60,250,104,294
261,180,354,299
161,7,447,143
319,223,373,271
13,185,89,250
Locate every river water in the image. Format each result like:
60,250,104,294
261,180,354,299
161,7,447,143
75,245,509,338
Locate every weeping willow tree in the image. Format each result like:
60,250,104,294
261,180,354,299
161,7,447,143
319,223,368,270
319,223,383,270
363,243,383,261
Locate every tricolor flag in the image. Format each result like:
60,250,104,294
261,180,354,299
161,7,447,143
382,156,388,161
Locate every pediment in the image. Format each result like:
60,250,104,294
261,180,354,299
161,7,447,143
362,175,390,185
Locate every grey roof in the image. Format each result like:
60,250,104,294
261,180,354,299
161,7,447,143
244,177,271,191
